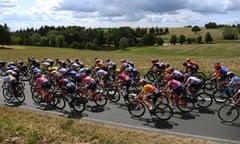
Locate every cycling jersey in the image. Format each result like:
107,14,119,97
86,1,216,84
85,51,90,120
143,84,159,93
185,76,202,85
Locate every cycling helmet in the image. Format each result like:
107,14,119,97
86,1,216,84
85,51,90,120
227,71,234,76
182,62,187,66
151,59,157,64
80,72,87,78
120,59,126,63
115,68,121,73
214,62,221,69
166,67,174,73
95,66,100,71
186,58,191,62
106,59,110,62
139,79,146,85
36,72,41,78
59,79,65,85
165,73,173,80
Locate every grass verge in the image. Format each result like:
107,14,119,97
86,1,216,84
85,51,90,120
0,105,219,144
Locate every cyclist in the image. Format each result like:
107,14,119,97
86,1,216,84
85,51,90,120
165,67,184,82
2,70,18,97
35,74,51,102
134,79,159,114
227,72,240,88
95,67,109,88
150,59,166,73
219,72,240,98
162,74,183,98
186,58,199,72
79,73,97,101
211,62,229,81
182,73,203,101
58,77,76,103
230,82,240,106
113,72,133,101
106,59,116,71
95,57,105,69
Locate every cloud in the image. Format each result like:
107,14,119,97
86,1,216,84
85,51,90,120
0,0,17,8
1,0,240,31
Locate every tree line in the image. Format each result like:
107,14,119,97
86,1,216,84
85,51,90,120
0,22,239,49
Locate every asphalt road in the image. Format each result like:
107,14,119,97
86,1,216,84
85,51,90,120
0,79,239,144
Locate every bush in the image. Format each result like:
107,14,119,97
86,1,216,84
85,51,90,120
119,37,129,49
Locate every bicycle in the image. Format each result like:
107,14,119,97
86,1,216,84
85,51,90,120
31,86,53,105
159,89,194,113
212,85,235,103
0,61,6,76
128,96,173,121
183,86,213,109
76,87,108,107
2,82,25,104
218,103,239,122
51,88,87,113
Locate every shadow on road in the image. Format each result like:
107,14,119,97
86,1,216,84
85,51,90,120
173,112,197,120
131,116,175,129
195,107,215,114
221,121,240,128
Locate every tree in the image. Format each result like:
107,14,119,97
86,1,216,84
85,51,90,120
56,35,66,47
31,33,41,46
192,25,201,34
169,35,178,45
205,32,213,43
141,33,155,46
197,36,202,44
165,28,169,34
205,22,218,29
156,37,164,46
119,37,129,49
223,27,238,40
179,34,186,44
0,24,11,48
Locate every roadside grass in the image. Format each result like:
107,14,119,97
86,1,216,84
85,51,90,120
0,105,219,144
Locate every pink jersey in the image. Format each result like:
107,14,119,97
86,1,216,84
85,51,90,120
36,77,48,85
82,76,95,84
117,73,129,80
167,79,182,89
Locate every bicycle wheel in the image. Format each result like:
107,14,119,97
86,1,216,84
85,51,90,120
51,92,66,110
106,87,121,103
15,91,25,104
2,88,12,101
71,96,87,113
203,81,217,94
196,92,213,108
31,90,43,104
128,101,145,117
143,71,155,82
154,103,173,121
218,104,239,122
94,92,108,106
212,89,229,103
177,97,194,113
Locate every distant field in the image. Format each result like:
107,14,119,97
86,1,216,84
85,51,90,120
1,42,240,75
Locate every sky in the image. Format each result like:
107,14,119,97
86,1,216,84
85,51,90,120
0,0,240,31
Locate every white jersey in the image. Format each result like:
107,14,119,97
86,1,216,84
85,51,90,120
185,76,202,85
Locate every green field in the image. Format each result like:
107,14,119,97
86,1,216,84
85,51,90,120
1,42,240,75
